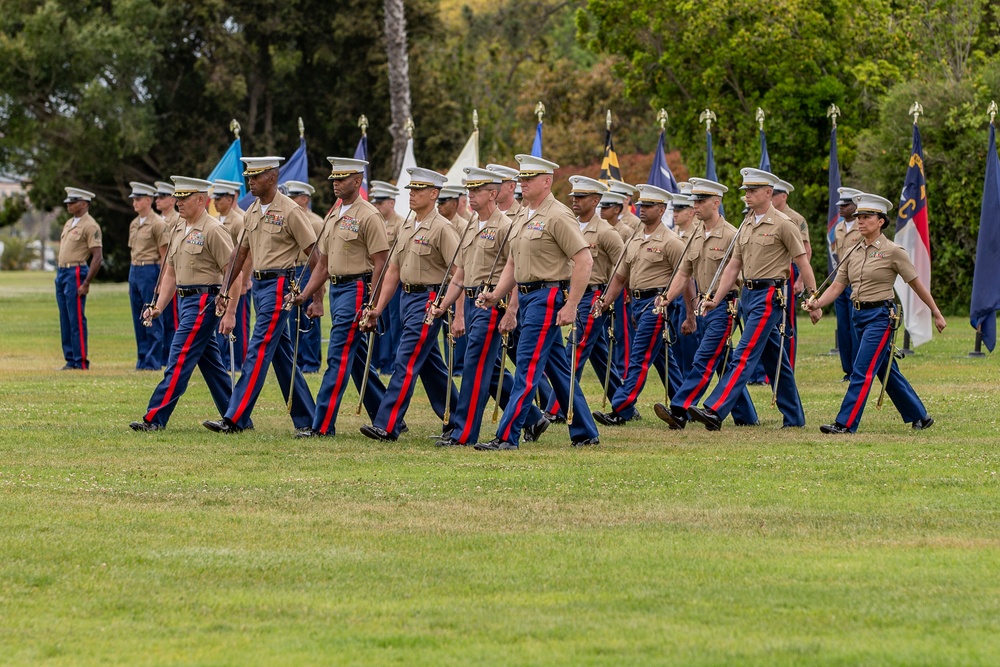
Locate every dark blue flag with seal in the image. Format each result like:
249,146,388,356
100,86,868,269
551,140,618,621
970,121,1000,351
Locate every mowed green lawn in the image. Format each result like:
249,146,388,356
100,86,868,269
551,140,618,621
1,270,998,665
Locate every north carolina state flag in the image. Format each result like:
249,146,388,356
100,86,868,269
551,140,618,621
894,125,933,347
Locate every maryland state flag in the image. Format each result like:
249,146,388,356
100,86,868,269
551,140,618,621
599,128,622,182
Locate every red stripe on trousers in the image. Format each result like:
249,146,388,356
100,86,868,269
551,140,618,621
575,290,602,366
458,306,499,443
711,287,774,409
386,292,436,432
75,267,87,367
501,288,558,441
146,293,208,421
319,281,364,433
232,279,285,422
682,314,733,409
618,313,663,410
845,320,892,427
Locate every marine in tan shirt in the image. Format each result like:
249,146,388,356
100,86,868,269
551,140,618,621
835,234,917,302
59,212,103,266
370,180,406,247
318,198,389,277
731,206,805,280
240,191,317,270
166,210,234,286
127,202,167,264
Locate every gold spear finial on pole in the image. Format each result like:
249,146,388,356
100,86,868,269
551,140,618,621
405,117,414,139
606,109,612,131
756,107,766,131
989,101,998,125
358,114,368,136
657,108,668,131
827,104,841,129
473,109,479,131
535,101,545,124
298,117,305,139
699,108,717,133
229,119,241,139
909,101,924,126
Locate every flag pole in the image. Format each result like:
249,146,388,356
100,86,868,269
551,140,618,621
825,104,841,355
898,101,924,358
968,100,997,358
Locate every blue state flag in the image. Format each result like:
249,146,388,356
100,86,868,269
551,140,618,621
647,130,679,193
970,122,1000,351
206,138,246,199
239,138,308,209
706,130,723,217
531,121,543,157
759,129,771,173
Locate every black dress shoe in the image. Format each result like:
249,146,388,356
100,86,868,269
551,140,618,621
571,437,600,447
202,419,244,434
626,409,642,422
543,411,566,424
523,417,550,443
399,422,409,434
129,420,163,432
435,437,463,447
820,422,851,434
360,424,397,442
295,428,318,438
841,374,851,382
912,416,935,431
688,406,722,431
473,438,518,451
592,410,627,426
653,403,686,429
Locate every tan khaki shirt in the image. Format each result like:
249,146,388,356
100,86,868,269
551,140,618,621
834,218,864,264
319,198,389,276
296,210,326,264
683,219,738,294
240,192,317,270
616,223,685,290
458,208,512,287
167,211,233,286
384,211,405,247
219,207,246,246
391,210,460,285
502,200,522,219
609,219,634,244
835,233,917,301
127,213,167,263
782,205,810,245
620,210,641,231
162,209,181,231
58,213,102,264
732,205,805,279
580,213,624,285
508,193,589,283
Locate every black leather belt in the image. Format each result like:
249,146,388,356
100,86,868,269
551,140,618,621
465,285,494,299
58,262,87,269
854,299,894,310
708,290,740,301
744,279,787,290
330,272,371,285
518,280,568,294
176,285,221,297
631,288,661,300
584,283,607,294
131,261,156,267
402,283,438,294
253,269,294,280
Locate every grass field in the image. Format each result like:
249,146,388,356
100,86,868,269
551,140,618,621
1,270,999,665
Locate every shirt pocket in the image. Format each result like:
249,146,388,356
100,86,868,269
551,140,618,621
641,249,664,263
752,234,775,247
184,241,205,255
263,222,284,234
413,243,432,256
